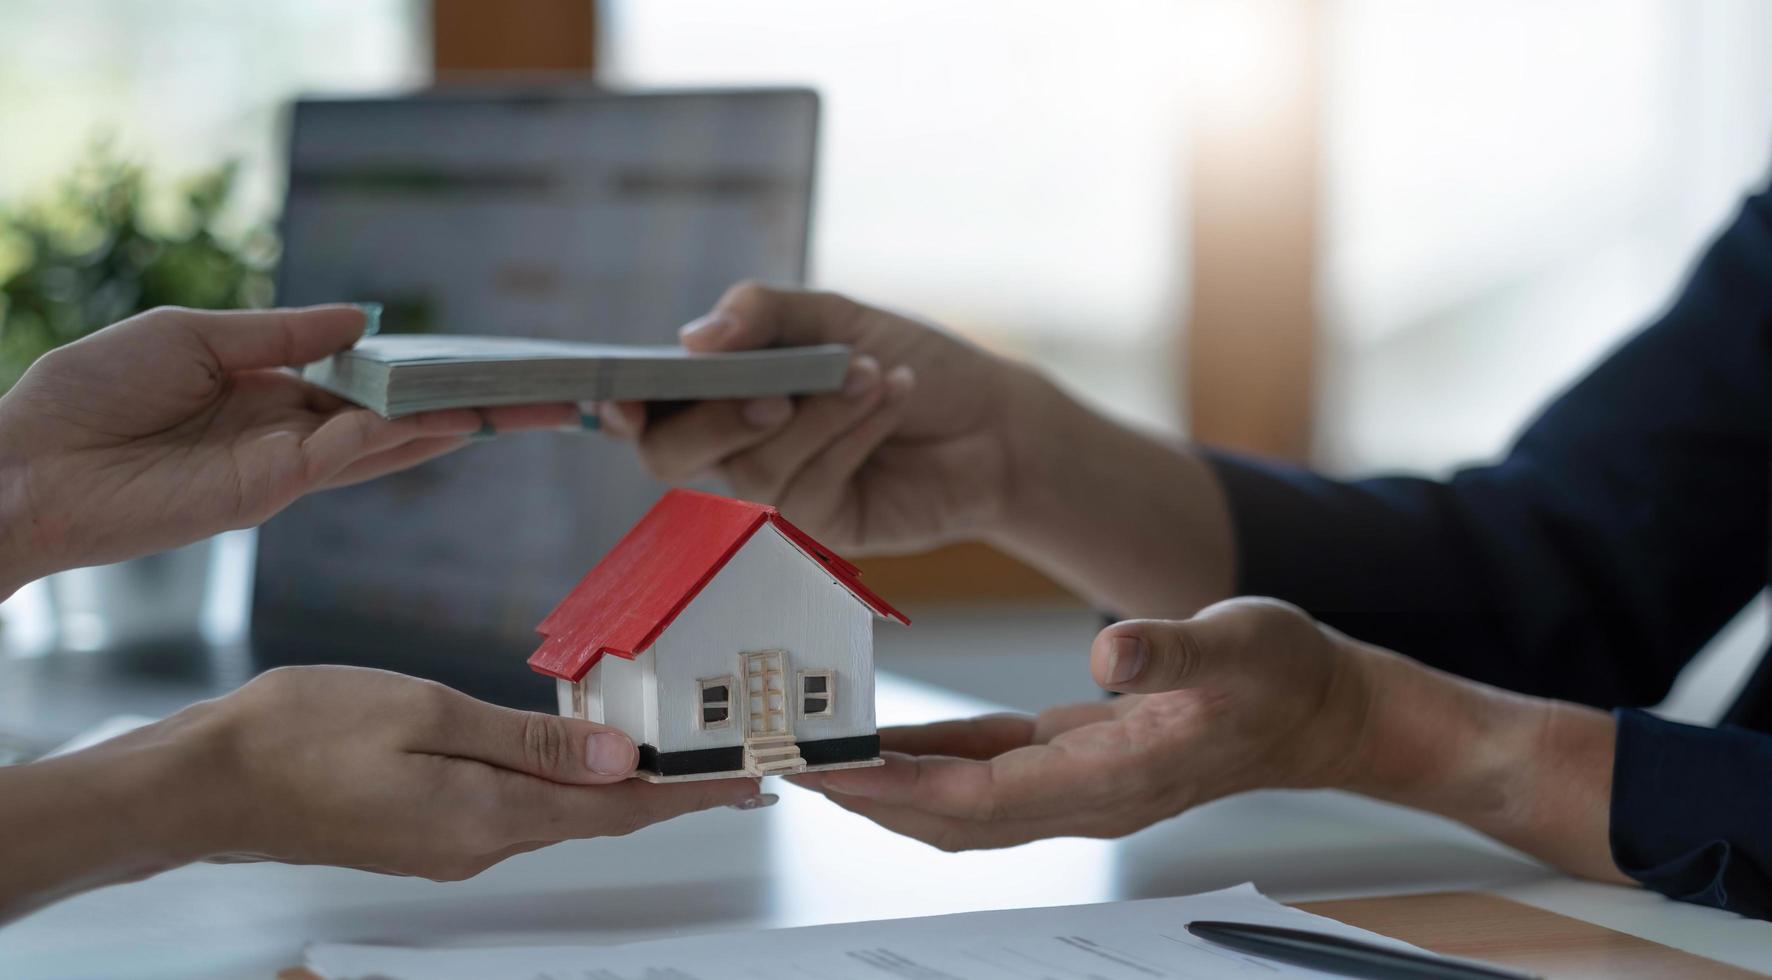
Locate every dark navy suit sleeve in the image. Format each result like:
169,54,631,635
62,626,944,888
1611,710,1772,918
1201,188,1772,917
1207,190,1772,706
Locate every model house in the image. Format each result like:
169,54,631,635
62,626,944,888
528,488,909,781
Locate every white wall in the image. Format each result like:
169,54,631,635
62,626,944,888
594,647,656,747
603,0,1772,457
0,0,424,232
1318,0,1772,474
562,670,608,724
601,0,1190,434
652,527,876,753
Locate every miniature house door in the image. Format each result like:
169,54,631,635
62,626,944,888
741,650,790,740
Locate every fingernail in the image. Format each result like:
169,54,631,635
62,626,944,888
680,312,737,344
1107,635,1147,685
742,396,793,428
727,792,780,811
880,365,916,405
351,302,383,336
586,732,636,775
843,355,881,397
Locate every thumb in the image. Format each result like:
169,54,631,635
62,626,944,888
1091,602,1271,694
1091,618,1222,694
534,715,643,785
428,692,642,786
1092,598,1320,694
173,304,370,370
678,281,863,352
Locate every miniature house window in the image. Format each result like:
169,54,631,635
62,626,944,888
699,676,734,729
799,670,835,718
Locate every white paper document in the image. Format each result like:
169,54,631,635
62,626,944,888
306,883,1437,980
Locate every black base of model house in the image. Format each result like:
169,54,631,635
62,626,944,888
638,735,881,777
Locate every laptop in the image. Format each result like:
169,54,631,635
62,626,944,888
252,87,820,709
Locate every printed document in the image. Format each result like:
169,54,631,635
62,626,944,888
306,883,1436,979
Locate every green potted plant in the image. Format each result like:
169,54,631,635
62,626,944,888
0,144,276,387
0,143,276,652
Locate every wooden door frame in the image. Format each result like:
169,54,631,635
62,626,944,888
1183,0,1323,462
741,649,790,741
430,0,598,80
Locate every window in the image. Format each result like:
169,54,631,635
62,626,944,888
698,676,733,729
604,0,1193,432
0,2,425,221
799,670,834,718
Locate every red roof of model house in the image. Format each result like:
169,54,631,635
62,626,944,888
528,488,910,683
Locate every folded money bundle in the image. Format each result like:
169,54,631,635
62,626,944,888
302,335,852,418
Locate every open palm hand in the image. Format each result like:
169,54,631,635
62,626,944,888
787,599,1373,850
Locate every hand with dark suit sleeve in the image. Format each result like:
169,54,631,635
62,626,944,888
610,188,1772,918
600,283,1015,557
1204,189,1772,708
792,598,1630,887
1201,188,1772,917
601,281,1238,618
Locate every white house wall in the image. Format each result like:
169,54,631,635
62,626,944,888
652,526,875,753
578,667,606,723
594,645,657,746
559,674,608,724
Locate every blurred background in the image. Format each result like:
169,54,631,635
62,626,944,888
3,0,1771,722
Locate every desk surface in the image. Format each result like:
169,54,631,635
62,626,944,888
2,662,1769,979
1304,891,1763,978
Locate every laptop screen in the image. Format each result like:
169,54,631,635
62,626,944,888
252,88,818,708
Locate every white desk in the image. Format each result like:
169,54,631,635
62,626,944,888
3,672,1770,978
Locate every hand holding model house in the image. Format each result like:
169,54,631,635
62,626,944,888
529,488,909,782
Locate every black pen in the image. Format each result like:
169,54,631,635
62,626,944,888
1185,920,1542,980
